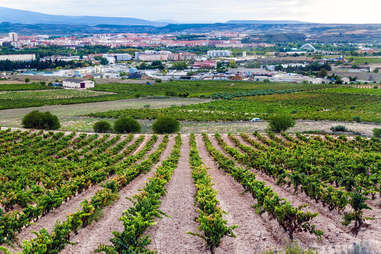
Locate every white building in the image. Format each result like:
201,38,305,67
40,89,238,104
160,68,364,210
300,43,317,52
207,50,232,58
0,54,36,62
9,32,18,42
62,79,95,89
115,53,132,61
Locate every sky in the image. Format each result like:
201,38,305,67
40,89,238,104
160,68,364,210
1,0,381,23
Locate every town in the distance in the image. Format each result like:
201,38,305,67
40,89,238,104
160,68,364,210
1,28,381,86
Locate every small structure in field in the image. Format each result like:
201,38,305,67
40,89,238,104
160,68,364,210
62,79,95,89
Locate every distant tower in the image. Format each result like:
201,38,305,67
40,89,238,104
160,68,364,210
9,32,18,42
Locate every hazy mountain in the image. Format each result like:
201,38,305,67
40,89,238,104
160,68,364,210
226,20,310,24
0,6,166,26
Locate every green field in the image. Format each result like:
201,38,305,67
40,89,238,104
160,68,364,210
0,89,111,100
90,87,381,123
0,83,53,91
347,56,381,64
0,81,329,110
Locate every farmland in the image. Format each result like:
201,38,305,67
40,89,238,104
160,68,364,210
0,81,329,110
90,87,381,123
0,129,380,253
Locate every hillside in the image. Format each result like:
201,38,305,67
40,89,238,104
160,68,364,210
0,6,165,26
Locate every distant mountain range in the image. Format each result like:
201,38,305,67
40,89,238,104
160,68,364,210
0,6,166,26
0,6,313,27
227,20,310,24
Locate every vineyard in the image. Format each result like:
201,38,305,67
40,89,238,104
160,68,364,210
90,87,381,123
0,129,381,253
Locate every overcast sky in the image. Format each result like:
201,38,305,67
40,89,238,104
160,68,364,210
1,0,381,23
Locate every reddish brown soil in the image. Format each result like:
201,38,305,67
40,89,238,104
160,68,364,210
195,134,283,253
146,134,206,254
60,135,175,254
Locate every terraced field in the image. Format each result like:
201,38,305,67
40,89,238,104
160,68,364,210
0,129,380,253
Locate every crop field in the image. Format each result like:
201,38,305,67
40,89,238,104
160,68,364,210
0,89,112,101
0,83,52,91
0,81,330,110
0,129,380,253
0,97,208,130
347,56,381,64
90,87,381,123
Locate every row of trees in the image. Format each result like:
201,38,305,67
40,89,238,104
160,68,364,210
0,59,87,71
94,116,180,134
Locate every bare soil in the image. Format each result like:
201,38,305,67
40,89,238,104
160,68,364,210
6,134,152,252
223,134,381,253
146,134,206,254
195,134,283,253
60,135,176,254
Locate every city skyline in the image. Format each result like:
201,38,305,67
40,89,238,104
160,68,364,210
0,0,381,24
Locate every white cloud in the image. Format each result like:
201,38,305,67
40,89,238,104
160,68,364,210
0,0,380,23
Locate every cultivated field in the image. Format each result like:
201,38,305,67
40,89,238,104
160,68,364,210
0,97,209,130
0,129,380,253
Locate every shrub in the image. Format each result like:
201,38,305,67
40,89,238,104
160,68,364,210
93,121,112,133
22,110,60,130
165,91,177,97
373,128,381,138
152,117,180,134
331,125,348,132
353,116,361,122
268,114,295,132
114,116,141,133
24,78,30,83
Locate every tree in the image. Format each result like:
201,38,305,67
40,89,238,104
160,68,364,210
317,69,328,78
269,114,295,132
216,62,227,73
25,78,30,83
152,117,180,134
114,116,141,133
171,61,188,70
93,121,112,133
228,60,237,68
22,111,60,130
100,58,109,65
151,60,165,70
373,128,381,138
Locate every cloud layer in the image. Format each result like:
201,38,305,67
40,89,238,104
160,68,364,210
0,0,380,23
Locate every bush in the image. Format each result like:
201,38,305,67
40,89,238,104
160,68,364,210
165,91,177,97
24,78,30,83
152,117,180,134
373,128,381,138
114,116,141,133
331,125,348,132
93,121,112,133
353,116,361,122
22,110,60,130
268,114,295,132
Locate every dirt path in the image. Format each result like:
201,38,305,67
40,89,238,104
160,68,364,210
146,134,206,254
195,134,282,254
5,135,154,252
60,135,176,254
